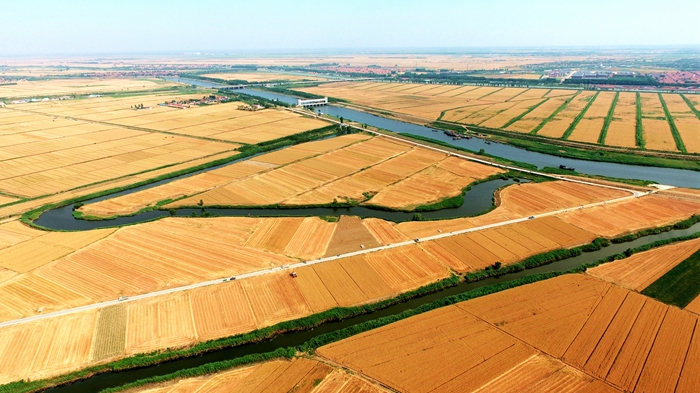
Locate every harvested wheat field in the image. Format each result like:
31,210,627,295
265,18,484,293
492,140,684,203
536,91,597,138
506,95,573,133
241,272,313,326
558,194,700,238
0,217,304,322
459,274,700,393
0,78,175,98
366,156,504,210
201,71,325,82
0,309,98,385
0,227,116,273
324,216,382,256
588,237,700,290
318,302,620,393
124,292,197,355
168,136,417,208
394,180,629,239
81,133,370,217
419,216,595,273
604,92,638,148
300,82,558,121
130,358,387,393
640,93,679,152
0,108,236,198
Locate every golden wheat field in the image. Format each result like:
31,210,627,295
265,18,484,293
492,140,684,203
80,133,371,217
587,237,700,291
200,71,326,82
0,101,238,198
317,273,700,393
318,278,623,393
604,92,638,148
106,135,507,213
130,358,386,393
299,82,700,154
0,78,176,98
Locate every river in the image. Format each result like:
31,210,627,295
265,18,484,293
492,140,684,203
169,77,700,188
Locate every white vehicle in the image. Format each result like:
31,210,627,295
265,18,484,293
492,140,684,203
118,296,129,301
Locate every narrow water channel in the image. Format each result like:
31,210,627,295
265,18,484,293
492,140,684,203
44,222,700,393
170,77,700,188
35,178,518,231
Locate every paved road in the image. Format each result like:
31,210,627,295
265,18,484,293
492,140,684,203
0,113,651,329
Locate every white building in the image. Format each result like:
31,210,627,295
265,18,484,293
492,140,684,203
297,97,328,107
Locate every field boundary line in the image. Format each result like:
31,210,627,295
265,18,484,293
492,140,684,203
599,92,619,145
658,93,687,153
501,98,549,129
680,94,700,120
458,297,616,391
674,320,698,393
630,307,669,392
635,92,645,149
476,87,505,100
531,91,580,135
562,91,600,140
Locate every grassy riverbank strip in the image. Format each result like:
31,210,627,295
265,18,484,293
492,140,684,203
562,91,599,140
530,92,579,135
636,92,645,149
598,92,619,145
658,92,687,153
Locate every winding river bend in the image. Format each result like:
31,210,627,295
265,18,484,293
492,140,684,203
171,77,700,188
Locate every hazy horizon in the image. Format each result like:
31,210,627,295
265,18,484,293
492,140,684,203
2,0,699,56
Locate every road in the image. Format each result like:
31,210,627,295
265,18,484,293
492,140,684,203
0,112,651,329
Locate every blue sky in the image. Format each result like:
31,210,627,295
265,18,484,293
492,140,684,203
1,0,699,55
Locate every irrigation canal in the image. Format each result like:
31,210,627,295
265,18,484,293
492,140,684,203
45,221,700,393
170,77,700,188
34,176,519,230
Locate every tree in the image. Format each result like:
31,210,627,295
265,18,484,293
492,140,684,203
198,199,203,206
339,117,344,124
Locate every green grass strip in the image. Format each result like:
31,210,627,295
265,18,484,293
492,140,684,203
641,248,700,307
598,92,619,145
680,94,700,120
501,98,549,129
658,93,687,153
636,92,645,149
530,92,580,135
561,91,599,140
